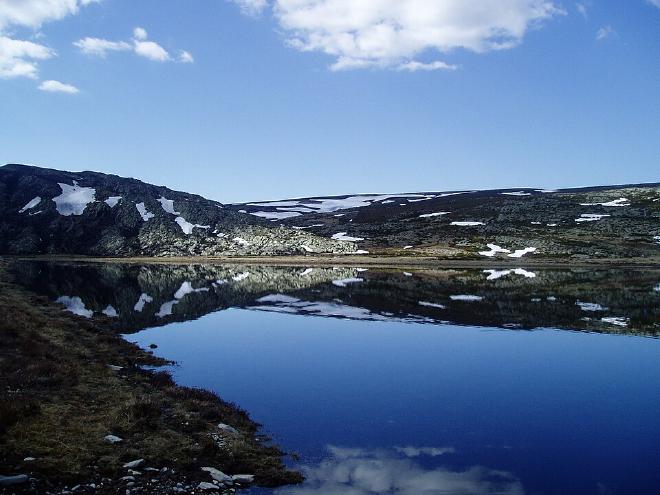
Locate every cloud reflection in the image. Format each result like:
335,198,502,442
276,446,524,495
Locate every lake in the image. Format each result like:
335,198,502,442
11,261,660,495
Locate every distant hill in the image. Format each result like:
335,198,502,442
229,183,660,261
2,164,658,260
0,164,355,256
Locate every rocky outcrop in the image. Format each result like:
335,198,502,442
0,164,355,256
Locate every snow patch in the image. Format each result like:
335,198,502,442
332,232,364,242
158,197,180,215
257,294,301,303
479,244,511,257
418,301,446,309
105,196,122,208
250,211,302,220
484,268,537,280
54,182,96,216
332,277,364,287
233,237,250,246
175,216,210,235
232,272,250,282
56,296,93,318
419,212,450,218
134,293,153,312
601,316,628,327
451,221,484,226
575,214,610,223
136,202,155,221
450,295,483,302
19,196,41,213
580,197,629,207
577,301,608,312
174,281,209,299
508,247,537,258
501,191,531,196
102,305,118,318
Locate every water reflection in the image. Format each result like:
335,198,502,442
9,261,660,335
276,446,524,495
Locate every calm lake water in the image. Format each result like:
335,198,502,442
11,262,660,495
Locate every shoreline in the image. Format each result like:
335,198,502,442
4,254,660,269
0,261,303,494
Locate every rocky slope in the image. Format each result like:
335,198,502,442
0,164,355,256
230,184,660,261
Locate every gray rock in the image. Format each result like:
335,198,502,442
231,474,255,484
197,482,219,490
217,423,239,435
123,459,145,469
201,467,232,483
104,434,123,444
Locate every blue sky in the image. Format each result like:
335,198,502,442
0,0,658,203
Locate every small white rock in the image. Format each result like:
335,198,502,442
104,435,123,444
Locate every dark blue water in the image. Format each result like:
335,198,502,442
128,308,660,495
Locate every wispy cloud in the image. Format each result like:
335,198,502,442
231,0,565,71
596,25,617,41
38,79,79,93
74,26,192,63
647,0,660,8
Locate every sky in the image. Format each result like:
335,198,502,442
0,0,658,203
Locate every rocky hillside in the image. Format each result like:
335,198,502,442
230,184,660,260
0,164,355,256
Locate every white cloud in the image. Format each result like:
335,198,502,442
73,37,131,56
0,0,98,30
232,0,564,71
133,26,148,40
576,2,589,18
178,50,194,63
74,26,193,63
596,25,616,41
38,79,79,93
231,0,270,16
134,40,170,61
0,0,97,80
397,60,457,72
0,36,54,78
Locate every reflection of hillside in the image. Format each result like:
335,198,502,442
10,262,660,336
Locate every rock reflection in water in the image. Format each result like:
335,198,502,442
8,261,660,336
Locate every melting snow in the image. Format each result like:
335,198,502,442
174,281,209,299
301,245,314,253
332,232,364,242
54,182,96,216
501,191,532,196
479,244,511,257
175,216,210,235
508,247,537,258
233,237,250,246
105,196,122,208
577,301,608,312
418,301,446,309
300,268,314,276
136,203,154,221
102,305,118,318
134,293,153,312
580,197,629,207
332,277,364,287
419,212,450,218
484,268,537,280
292,224,325,230
257,294,301,303
250,211,302,220
56,296,93,318
450,295,483,302
158,197,180,215
19,196,41,213
575,214,610,223
601,316,628,327
451,221,484,226
232,272,250,282
156,300,178,318
355,250,370,254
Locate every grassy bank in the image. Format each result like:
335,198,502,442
0,261,302,494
